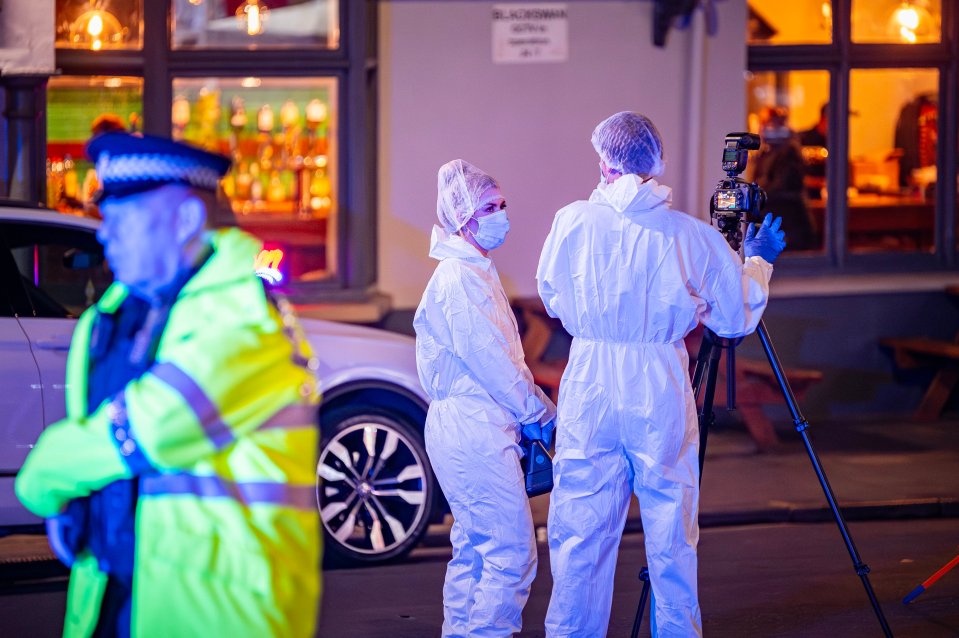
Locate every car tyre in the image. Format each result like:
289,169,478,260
317,406,435,566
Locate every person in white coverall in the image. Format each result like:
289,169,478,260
414,159,557,637
537,112,786,637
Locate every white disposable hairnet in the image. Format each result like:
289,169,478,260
591,111,666,178
436,159,499,233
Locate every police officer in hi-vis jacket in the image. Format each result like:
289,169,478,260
16,132,322,638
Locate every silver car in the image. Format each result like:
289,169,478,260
0,204,442,566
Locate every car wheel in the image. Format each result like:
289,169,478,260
317,407,435,565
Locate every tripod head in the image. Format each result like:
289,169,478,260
709,133,767,251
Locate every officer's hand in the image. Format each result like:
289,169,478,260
744,213,786,264
46,516,76,567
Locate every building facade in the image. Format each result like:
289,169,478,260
3,0,959,420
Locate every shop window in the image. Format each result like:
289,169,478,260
748,0,832,45
172,0,339,49
55,0,143,50
849,68,937,253
852,0,941,44
46,76,144,214
47,2,374,298
173,76,338,284
745,70,830,253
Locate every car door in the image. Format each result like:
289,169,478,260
0,226,48,524
2,219,111,433
0,244,45,468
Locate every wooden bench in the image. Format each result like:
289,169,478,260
685,327,824,451
708,353,824,451
514,298,824,452
880,336,959,421
879,283,959,421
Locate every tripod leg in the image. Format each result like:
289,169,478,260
755,320,894,637
691,331,713,401
630,567,651,638
726,346,736,410
697,338,723,481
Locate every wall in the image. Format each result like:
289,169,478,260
378,0,748,309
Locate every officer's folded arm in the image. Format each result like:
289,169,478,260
15,324,297,518
15,412,131,518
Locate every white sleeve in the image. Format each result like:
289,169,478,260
446,268,555,425
536,212,566,320
693,227,773,338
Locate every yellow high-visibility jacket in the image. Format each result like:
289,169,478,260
16,228,321,638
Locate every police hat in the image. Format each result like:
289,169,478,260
86,132,232,203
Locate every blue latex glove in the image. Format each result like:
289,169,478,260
744,213,786,263
521,421,543,442
46,515,76,567
522,420,555,447
541,420,555,447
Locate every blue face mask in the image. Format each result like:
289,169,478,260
471,210,510,251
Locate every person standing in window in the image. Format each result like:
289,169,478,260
798,102,828,201
752,106,818,250
414,159,556,637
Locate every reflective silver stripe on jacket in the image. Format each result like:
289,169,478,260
150,362,235,449
140,473,316,511
150,364,316,449
259,403,318,431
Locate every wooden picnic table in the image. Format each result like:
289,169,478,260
880,285,959,421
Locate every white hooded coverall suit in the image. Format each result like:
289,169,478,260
537,176,773,637
415,227,556,637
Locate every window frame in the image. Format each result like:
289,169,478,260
50,0,378,300
747,0,959,275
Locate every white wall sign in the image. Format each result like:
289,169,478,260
492,3,568,64
0,0,55,75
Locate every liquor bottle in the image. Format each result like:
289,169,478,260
309,167,332,216
63,155,79,201
235,161,253,201
46,159,63,208
267,170,286,204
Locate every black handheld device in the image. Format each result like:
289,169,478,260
520,437,553,497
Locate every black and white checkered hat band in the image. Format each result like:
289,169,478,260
97,152,222,191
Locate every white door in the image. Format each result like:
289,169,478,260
0,317,44,473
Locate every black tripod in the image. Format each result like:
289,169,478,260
629,320,894,637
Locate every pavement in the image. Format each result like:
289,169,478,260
2,412,958,582
425,411,959,545
315,519,959,638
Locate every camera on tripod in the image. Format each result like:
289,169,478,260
709,132,767,250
